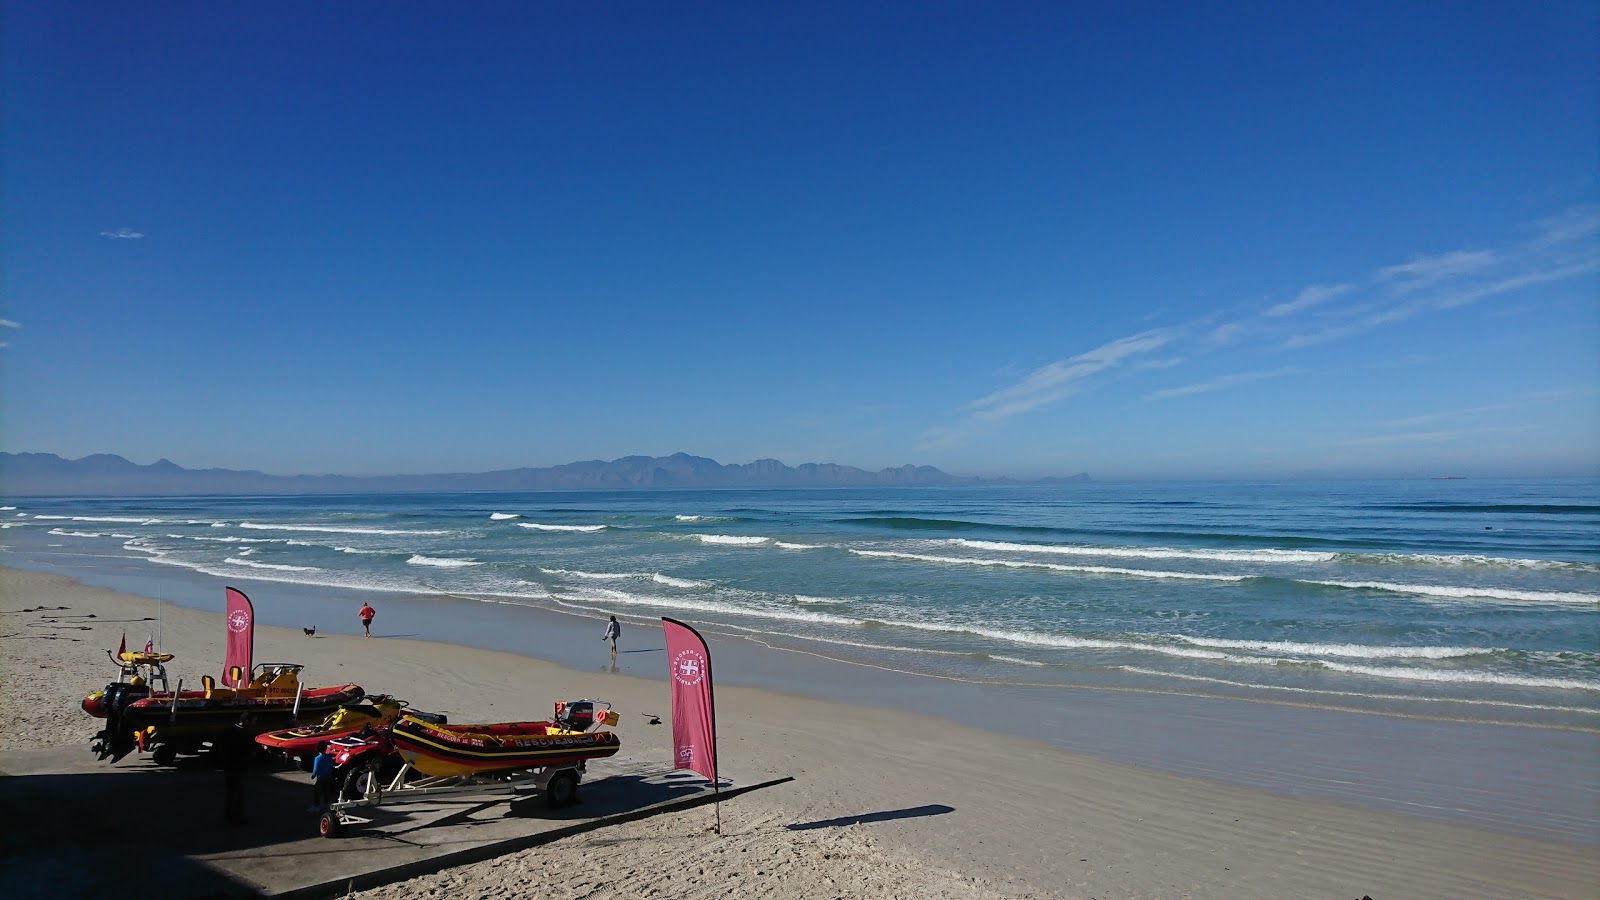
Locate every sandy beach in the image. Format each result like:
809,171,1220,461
3,566,1596,899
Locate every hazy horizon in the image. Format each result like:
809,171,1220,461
3,5,1596,481
5,448,1595,485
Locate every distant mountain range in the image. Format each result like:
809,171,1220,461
0,452,1088,496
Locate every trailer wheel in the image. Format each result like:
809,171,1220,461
318,811,344,838
546,769,578,808
151,745,177,767
341,759,384,805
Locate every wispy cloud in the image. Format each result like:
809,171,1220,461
1336,430,1466,446
1279,208,1598,349
1143,367,1303,401
964,330,1172,423
0,319,18,329
1207,322,1246,344
1376,249,1498,294
921,329,1171,448
1337,425,1537,446
1139,357,1184,370
1266,283,1352,317
923,205,1597,446
1379,389,1576,428
99,228,144,239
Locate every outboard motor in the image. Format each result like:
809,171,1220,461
555,700,598,731
89,681,152,762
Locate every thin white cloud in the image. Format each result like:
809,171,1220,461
1529,205,1600,247
1337,425,1537,446
1266,283,1352,317
1375,249,1497,294
1337,430,1465,446
920,329,1172,448
1280,323,1362,350
1207,322,1246,344
99,228,144,239
965,330,1172,422
1143,367,1303,401
1433,257,1600,310
1380,390,1576,428
0,319,18,329
1139,357,1184,370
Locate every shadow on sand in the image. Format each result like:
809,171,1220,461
0,755,311,898
785,804,955,831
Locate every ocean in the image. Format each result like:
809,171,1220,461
4,478,1597,730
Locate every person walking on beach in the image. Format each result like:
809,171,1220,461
309,746,336,812
602,615,621,661
358,602,375,638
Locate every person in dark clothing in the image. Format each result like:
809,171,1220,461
602,615,621,662
218,716,255,825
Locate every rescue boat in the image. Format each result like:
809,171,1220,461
88,662,363,764
254,694,418,766
388,700,621,778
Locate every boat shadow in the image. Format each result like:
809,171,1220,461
785,803,955,831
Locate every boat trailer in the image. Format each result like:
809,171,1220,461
317,758,588,838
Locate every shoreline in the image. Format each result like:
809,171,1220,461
5,547,1598,845
3,565,1599,898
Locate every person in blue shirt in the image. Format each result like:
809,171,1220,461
310,747,336,812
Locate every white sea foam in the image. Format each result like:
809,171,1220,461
34,515,160,525
0,506,14,510
225,557,321,572
1167,635,1500,659
694,534,771,546
517,522,608,533
652,574,704,588
774,541,823,550
542,568,631,580
1308,580,1600,606
858,615,1234,659
237,548,256,556
239,522,450,536
952,539,1335,564
407,555,482,568
1350,551,1597,572
852,549,1248,582
987,654,1049,667
212,522,228,527
793,594,840,605
1317,661,1599,691
539,567,701,588
1118,667,1600,714
48,528,103,538
489,513,520,520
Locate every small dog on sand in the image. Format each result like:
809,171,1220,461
303,626,317,637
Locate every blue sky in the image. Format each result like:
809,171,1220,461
3,2,1596,479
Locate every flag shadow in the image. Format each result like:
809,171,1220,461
785,804,955,831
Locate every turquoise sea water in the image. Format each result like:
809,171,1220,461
5,479,1596,728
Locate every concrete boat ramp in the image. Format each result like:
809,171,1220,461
0,749,790,898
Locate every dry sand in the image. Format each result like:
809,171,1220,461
3,566,1595,899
